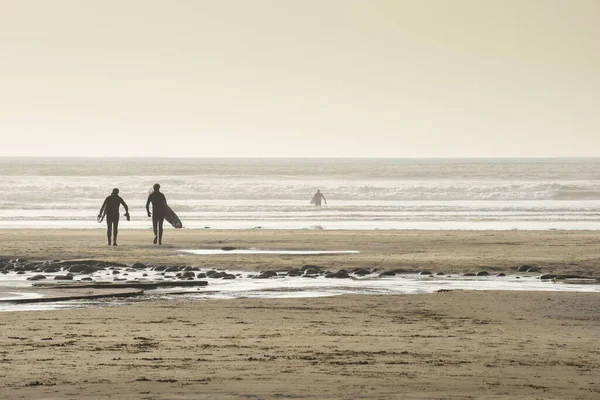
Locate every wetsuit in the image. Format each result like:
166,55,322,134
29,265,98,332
146,191,167,244
100,194,129,245
312,192,326,206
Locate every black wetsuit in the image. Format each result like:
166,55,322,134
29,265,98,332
146,191,167,244
100,194,128,245
312,192,326,206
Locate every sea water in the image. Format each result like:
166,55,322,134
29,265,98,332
1,157,600,230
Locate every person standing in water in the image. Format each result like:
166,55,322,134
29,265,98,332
98,188,129,246
310,189,327,206
146,183,167,245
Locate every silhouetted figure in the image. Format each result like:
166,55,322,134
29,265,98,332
310,189,327,206
146,183,167,245
98,188,129,246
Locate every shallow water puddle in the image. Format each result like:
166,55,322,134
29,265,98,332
2,271,599,312
179,249,360,255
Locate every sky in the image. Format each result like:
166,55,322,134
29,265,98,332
0,0,599,158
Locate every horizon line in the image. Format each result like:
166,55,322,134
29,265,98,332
1,156,600,160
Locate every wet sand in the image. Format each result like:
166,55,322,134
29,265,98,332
2,228,600,275
1,229,600,399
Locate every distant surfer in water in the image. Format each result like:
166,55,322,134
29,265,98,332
146,183,167,245
310,189,327,206
98,188,129,246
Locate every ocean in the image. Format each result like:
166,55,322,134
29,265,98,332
1,157,600,230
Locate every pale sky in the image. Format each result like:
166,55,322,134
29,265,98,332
0,0,598,158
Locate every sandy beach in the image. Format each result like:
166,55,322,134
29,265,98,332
2,228,600,275
1,229,600,399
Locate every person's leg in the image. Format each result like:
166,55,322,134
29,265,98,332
113,218,119,245
106,220,112,245
152,214,159,244
158,217,164,245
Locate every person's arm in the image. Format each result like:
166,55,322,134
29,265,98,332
146,194,152,217
323,194,327,204
120,197,130,220
120,197,129,213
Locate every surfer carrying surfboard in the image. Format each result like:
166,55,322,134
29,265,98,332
146,183,168,245
98,188,129,246
310,189,327,207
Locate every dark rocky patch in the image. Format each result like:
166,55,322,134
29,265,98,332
207,271,228,278
379,270,396,277
254,271,278,279
476,271,490,276
27,275,47,281
325,269,350,279
303,268,320,276
352,268,371,276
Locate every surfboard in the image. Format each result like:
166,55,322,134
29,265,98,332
97,207,107,223
165,205,183,228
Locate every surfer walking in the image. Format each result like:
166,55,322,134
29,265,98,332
146,183,167,245
310,189,327,206
98,188,129,246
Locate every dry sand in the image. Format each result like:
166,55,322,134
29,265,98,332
1,229,600,399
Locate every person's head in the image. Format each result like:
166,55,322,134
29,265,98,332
317,189,321,193
153,183,161,192
112,188,119,195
